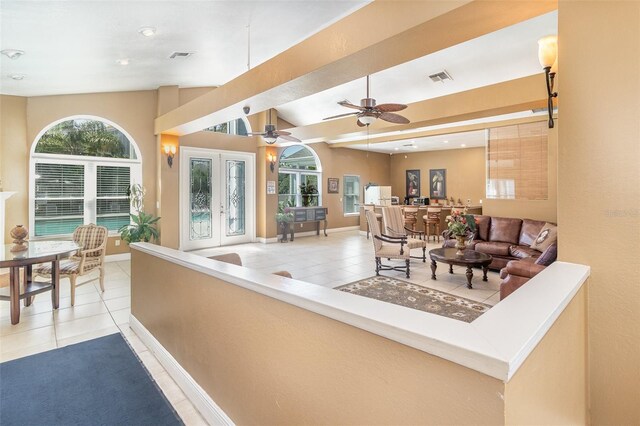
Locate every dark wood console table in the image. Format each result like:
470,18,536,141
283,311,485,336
0,241,80,324
285,207,328,241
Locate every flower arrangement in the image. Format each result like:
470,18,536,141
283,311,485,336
445,209,478,238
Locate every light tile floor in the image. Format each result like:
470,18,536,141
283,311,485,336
193,230,502,306
0,260,207,426
0,230,502,425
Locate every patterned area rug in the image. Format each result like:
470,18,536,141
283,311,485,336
335,276,491,323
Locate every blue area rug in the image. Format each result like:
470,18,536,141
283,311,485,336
0,333,183,426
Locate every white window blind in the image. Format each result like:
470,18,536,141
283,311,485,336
343,175,360,214
97,165,131,231
486,121,549,200
34,163,85,236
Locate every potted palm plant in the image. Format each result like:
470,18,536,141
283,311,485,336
119,184,161,244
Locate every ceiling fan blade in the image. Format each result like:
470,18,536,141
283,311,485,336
247,132,265,136
376,103,407,113
323,111,359,121
338,100,364,110
278,134,301,143
275,130,291,136
379,112,410,124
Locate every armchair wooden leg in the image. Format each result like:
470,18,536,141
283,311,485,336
99,267,105,292
70,275,77,306
405,259,410,279
422,247,426,262
375,257,381,276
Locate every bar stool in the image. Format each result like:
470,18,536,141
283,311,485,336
403,206,419,231
363,204,383,239
423,207,442,242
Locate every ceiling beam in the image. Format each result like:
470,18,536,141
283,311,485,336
154,0,557,136
290,74,548,145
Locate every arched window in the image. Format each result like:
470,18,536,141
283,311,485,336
204,118,250,136
30,117,142,237
278,145,322,209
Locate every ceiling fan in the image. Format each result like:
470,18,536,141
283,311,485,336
323,75,410,127
247,109,300,144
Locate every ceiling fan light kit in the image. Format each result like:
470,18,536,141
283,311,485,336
247,110,301,144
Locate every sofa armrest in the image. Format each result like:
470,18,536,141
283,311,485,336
505,260,546,279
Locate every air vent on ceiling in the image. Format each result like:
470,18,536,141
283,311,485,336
169,51,194,59
428,70,453,83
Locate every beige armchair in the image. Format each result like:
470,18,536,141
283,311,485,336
34,224,107,306
366,210,410,278
381,206,427,263
208,253,292,278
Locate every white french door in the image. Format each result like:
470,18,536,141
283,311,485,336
180,147,255,250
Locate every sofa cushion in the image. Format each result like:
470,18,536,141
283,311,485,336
535,243,558,266
519,219,548,247
488,217,522,244
510,245,541,259
530,222,559,251
474,215,491,242
475,241,512,257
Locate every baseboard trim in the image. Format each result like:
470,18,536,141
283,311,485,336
358,230,368,237
256,226,360,244
256,237,278,244
129,315,234,426
105,253,131,263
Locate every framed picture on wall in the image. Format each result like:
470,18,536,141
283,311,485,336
406,170,420,197
327,177,339,194
429,169,447,199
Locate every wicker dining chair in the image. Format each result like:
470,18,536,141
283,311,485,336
33,224,108,306
366,210,410,278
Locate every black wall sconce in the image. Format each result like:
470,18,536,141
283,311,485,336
268,152,276,172
163,144,177,168
538,35,558,128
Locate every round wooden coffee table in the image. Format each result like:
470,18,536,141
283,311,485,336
429,248,493,289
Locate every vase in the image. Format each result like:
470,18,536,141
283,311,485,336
455,235,467,256
10,224,29,252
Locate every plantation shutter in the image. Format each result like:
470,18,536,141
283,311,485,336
96,165,131,231
34,163,85,236
343,176,360,214
486,121,548,200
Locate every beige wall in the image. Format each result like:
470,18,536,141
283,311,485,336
505,286,587,425
132,249,506,425
0,95,28,243
483,125,558,223
390,147,486,205
558,1,640,424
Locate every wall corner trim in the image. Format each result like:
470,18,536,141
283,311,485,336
129,315,235,426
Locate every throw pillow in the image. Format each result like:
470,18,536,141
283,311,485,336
530,222,558,252
535,243,558,266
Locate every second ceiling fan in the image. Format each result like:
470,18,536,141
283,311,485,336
323,75,410,127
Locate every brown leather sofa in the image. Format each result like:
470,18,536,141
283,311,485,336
499,243,558,299
443,215,552,270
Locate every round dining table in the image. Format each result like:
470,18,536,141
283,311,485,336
0,241,80,325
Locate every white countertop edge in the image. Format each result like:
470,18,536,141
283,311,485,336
131,243,588,382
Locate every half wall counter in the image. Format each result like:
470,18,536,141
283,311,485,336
129,242,589,425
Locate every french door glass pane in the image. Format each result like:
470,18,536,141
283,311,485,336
226,160,246,236
190,158,212,240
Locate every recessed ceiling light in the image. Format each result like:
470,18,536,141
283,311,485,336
138,26,156,37
461,144,467,147
9,74,25,80
116,58,130,66
443,140,449,143
1,49,25,60
394,147,399,151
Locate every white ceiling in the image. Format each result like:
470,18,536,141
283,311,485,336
0,0,368,96
277,11,557,127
